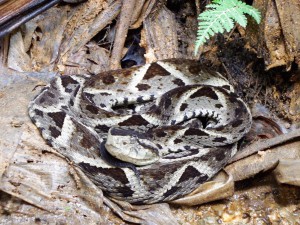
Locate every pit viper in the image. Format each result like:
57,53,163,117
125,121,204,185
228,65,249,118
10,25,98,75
28,59,252,204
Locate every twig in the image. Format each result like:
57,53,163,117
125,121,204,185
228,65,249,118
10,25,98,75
110,0,137,69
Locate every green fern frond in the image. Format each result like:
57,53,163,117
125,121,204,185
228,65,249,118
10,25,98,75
195,0,261,55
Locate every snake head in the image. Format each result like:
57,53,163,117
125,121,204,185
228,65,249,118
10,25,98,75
105,127,160,166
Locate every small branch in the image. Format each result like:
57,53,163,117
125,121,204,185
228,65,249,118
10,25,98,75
110,0,137,70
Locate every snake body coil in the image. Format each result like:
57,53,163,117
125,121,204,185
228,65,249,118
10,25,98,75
28,59,252,204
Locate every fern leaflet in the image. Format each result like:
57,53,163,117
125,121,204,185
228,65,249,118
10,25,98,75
195,0,261,55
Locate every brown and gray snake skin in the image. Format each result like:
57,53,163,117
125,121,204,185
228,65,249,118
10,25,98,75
28,59,252,204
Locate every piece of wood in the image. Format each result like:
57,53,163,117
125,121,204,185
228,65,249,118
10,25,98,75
110,0,137,69
0,0,61,38
228,129,300,163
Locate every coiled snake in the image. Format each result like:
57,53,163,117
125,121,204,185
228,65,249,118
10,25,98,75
28,59,252,204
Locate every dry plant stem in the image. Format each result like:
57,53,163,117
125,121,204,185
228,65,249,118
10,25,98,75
227,24,238,39
195,0,201,16
229,129,300,163
110,0,137,69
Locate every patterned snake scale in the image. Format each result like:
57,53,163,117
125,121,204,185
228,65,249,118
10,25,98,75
28,59,252,204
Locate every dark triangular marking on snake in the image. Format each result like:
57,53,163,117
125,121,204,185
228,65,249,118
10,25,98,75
85,104,99,114
48,111,66,129
60,76,78,87
78,161,135,197
34,109,44,117
143,63,171,80
99,141,141,183
190,86,219,100
118,115,150,126
60,76,78,93
184,128,209,136
178,166,201,183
